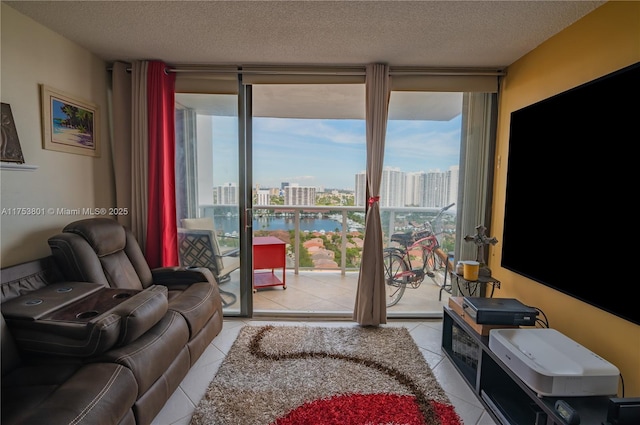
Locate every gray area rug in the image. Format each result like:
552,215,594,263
191,325,462,425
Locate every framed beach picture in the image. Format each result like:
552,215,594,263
41,85,100,157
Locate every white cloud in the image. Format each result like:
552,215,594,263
213,115,461,188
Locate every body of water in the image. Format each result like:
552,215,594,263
254,217,343,232
213,216,351,235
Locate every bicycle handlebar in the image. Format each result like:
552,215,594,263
442,203,456,212
431,202,455,222
408,203,455,232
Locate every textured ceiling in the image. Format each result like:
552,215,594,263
4,1,605,68
4,1,606,120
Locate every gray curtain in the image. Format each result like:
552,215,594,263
111,62,132,229
353,63,390,326
454,92,497,291
110,61,149,248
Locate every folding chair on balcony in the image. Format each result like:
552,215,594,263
177,218,239,307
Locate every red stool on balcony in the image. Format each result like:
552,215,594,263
253,236,287,292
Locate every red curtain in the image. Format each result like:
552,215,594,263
145,61,178,268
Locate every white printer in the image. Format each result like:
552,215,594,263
489,328,619,397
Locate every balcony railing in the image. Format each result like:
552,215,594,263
198,204,456,276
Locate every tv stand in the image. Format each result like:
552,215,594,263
441,306,611,425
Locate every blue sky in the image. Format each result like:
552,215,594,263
211,115,462,190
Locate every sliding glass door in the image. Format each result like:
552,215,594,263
249,83,366,315
175,92,246,315
381,89,498,313
174,82,369,317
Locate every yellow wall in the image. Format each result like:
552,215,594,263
491,2,640,396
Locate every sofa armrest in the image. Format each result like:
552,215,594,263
151,266,216,288
109,285,168,345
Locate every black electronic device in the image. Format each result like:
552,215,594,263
462,297,538,326
605,397,640,425
501,61,640,326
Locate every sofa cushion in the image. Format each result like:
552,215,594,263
170,281,219,337
91,310,190,397
49,218,154,289
49,232,144,289
64,217,128,256
2,362,138,425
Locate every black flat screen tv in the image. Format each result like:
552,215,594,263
502,62,640,326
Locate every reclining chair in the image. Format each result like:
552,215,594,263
47,218,223,366
177,217,239,307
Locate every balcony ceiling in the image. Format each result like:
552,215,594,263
5,0,605,120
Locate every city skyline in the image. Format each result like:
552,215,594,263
215,167,458,210
211,114,462,190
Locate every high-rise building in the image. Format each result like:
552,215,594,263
213,183,238,205
424,171,448,207
380,167,405,207
354,165,459,208
256,189,270,206
354,172,366,206
405,171,426,207
284,183,316,205
447,165,459,206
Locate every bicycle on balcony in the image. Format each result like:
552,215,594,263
383,203,455,307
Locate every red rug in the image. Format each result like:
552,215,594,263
191,325,463,425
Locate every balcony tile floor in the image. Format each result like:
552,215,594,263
151,271,496,425
222,269,460,317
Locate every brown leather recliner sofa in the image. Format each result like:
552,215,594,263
1,218,224,425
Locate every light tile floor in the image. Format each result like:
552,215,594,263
151,318,498,425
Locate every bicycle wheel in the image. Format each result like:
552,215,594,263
383,249,408,307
